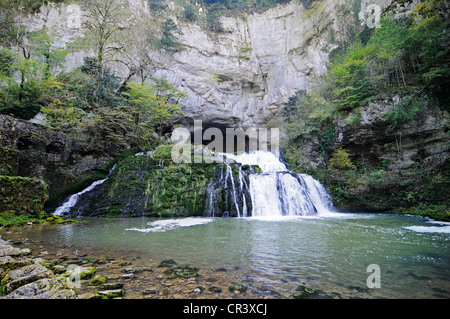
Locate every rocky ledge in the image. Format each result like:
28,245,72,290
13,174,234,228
0,236,78,299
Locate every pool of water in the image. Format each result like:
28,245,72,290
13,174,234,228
1,212,449,298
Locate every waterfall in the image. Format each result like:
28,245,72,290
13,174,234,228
205,156,251,218
53,164,116,216
225,151,334,217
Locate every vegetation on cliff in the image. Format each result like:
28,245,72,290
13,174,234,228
273,0,449,220
68,144,253,218
0,0,448,220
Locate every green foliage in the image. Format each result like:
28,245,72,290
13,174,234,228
159,18,183,52
0,175,48,217
330,40,375,110
0,0,67,14
409,0,450,107
381,95,426,129
317,124,335,161
28,30,68,80
330,7,449,110
276,90,336,142
183,4,198,22
0,30,68,120
206,4,225,33
124,79,185,140
328,147,356,171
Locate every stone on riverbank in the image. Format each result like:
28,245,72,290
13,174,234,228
0,237,78,299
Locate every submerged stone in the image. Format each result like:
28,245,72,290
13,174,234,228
101,282,124,290
293,285,316,299
158,259,177,267
97,289,125,299
142,288,158,295
89,275,106,285
229,284,247,293
209,286,222,293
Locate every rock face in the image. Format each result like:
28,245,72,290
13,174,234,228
0,175,48,216
0,237,78,299
331,98,449,212
336,100,449,172
67,145,253,218
17,0,399,130
0,114,112,204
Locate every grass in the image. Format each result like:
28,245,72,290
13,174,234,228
0,212,77,228
393,205,450,222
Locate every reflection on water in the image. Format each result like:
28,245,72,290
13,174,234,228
1,213,449,298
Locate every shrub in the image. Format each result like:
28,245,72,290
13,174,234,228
328,147,356,171
381,95,426,129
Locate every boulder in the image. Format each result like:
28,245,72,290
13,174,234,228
1,263,52,294
0,237,79,299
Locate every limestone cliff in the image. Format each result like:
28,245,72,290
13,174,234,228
17,0,406,129
0,114,114,204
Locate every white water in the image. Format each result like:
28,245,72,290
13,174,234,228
53,179,108,216
226,151,335,218
404,220,450,234
126,217,214,233
53,165,116,216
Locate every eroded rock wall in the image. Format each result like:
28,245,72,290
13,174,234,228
17,0,400,129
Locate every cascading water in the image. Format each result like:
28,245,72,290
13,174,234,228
53,149,333,219
225,150,334,217
53,164,116,216
205,155,251,218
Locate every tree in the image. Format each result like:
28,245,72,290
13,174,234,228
206,3,225,32
116,12,159,89
82,0,132,73
29,30,68,80
159,18,182,53
124,79,185,142
183,4,197,22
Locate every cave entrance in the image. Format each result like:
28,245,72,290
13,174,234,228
172,119,279,155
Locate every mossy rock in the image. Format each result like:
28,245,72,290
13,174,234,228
97,289,125,299
164,265,199,279
158,259,177,267
0,175,48,217
293,285,316,299
229,284,247,293
0,148,20,176
209,286,222,293
61,265,96,280
45,215,77,225
89,275,106,285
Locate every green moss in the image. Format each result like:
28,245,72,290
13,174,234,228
86,151,227,217
394,205,450,222
252,165,262,174
0,148,20,176
152,144,174,160
0,175,48,217
89,275,106,285
0,212,44,228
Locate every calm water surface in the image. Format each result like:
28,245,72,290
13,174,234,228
1,212,449,298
